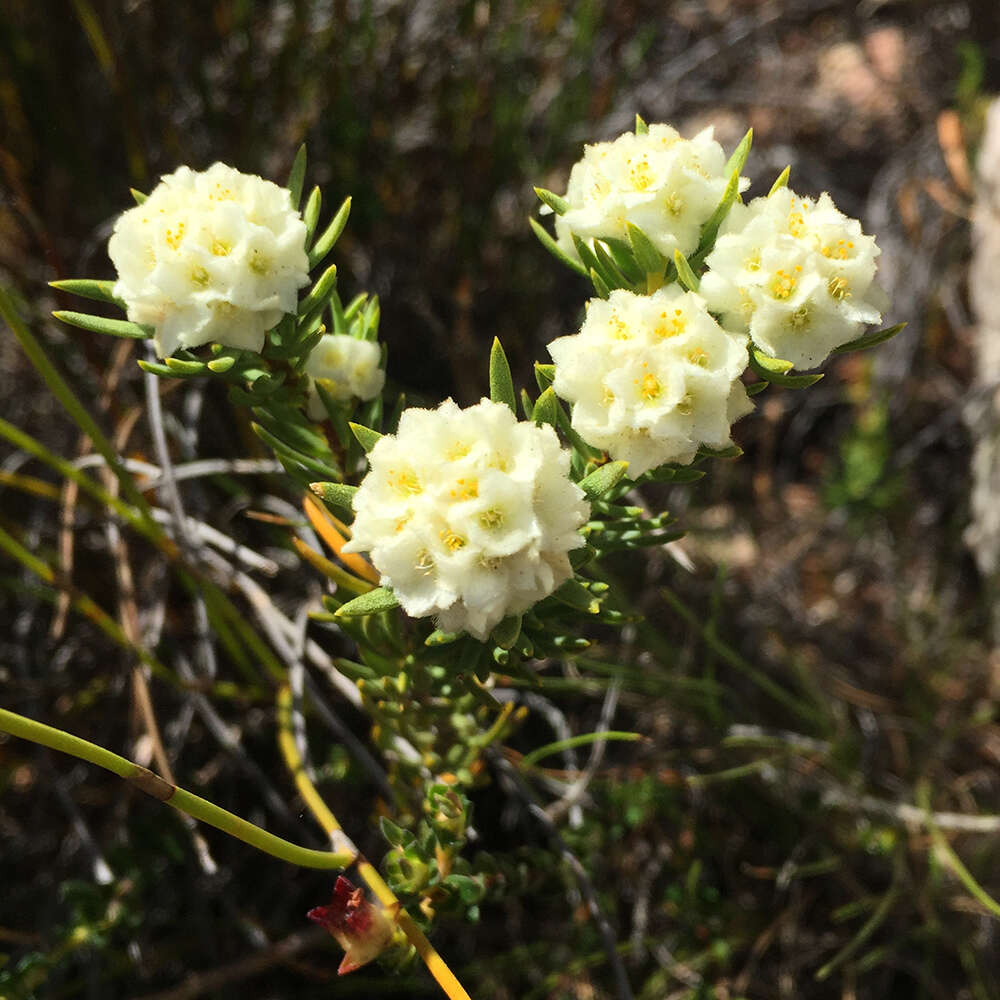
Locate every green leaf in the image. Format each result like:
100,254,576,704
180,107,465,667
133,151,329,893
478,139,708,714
489,337,517,413
748,348,824,388
298,263,337,315
302,185,322,243
308,196,352,269
534,362,555,391
380,817,415,849
589,268,611,300
696,443,744,459
673,249,699,292
49,279,124,308
349,422,383,454
250,423,342,480
592,240,630,290
336,586,399,618
550,578,602,614
577,460,629,500
831,322,906,355
534,186,569,215
425,629,463,647
164,356,206,375
309,481,357,517
287,144,307,209
724,127,753,177
529,217,588,277
746,380,769,396
601,237,645,284
130,188,147,205
519,388,534,421
53,310,151,340
626,222,667,276
694,167,742,262
749,347,794,374
491,614,522,651
768,165,791,196
206,355,237,373
635,113,648,135
532,386,558,428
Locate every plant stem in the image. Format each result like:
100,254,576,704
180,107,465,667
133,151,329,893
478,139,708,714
275,684,472,1000
0,706,353,870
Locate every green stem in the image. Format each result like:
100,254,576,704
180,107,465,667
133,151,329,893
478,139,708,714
0,707,355,871
660,585,826,729
521,731,642,768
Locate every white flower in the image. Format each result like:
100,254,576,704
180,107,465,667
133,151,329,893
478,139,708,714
343,399,590,640
699,186,887,368
548,287,752,476
304,334,385,419
554,124,744,261
108,162,310,358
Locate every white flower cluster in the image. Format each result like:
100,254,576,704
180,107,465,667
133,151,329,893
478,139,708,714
108,163,310,358
304,334,385,419
344,399,590,640
699,187,886,369
548,287,752,475
555,124,742,260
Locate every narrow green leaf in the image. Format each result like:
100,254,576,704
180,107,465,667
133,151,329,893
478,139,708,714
310,481,357,516
425,629,463,647
49,279,123,308
491,614,522,651
489,337,517,413
343,291,368,323
164,356,207,375
748,351,824,388
749,347,794,374
532,386,558,428
137,359,191,378
550,578,601,614
635,114,648,135
534,187,569,215
336,586,399,618
519,388,534,421
308,196,352,269
130,188,147,205
696,443,744,459
303,185,322,243
206,355,237,373
694,167,742,262
768,165,791,196
600,237,645,284
529,217,588,277
589,268,611,300
250,423,342,480
724,127,753,177
626,222,667,276
746,381,769,396
592,240,630,290
361,295,381,341
287,144,307,210
673,249,699,292
831,322,906,355
298,264,337,316
53,310,151,340
349,422,383,454
577,460,630,500
534,363,556,391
